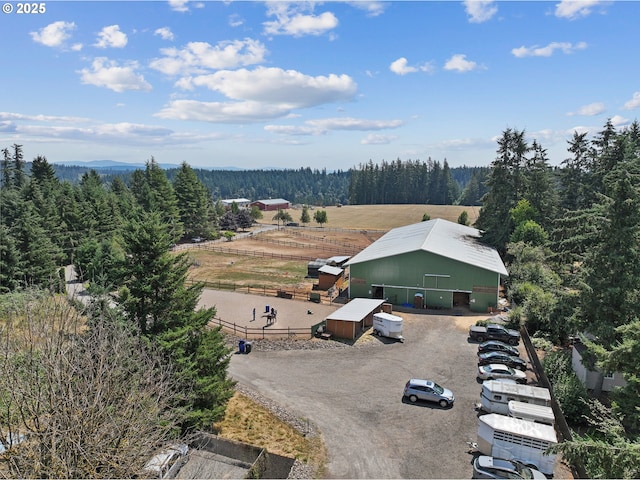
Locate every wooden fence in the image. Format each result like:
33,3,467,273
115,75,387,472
521,326,587,479
210,316,314,339
188,279,338,305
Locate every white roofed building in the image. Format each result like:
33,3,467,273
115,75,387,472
345,218,508,312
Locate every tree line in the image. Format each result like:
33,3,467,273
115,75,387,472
475,119,640,477
52,162,489,207
0,151,235,477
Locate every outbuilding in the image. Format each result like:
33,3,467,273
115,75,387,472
324,298,385,340
345,218,508,312
317,264,344,291
250,198,291,211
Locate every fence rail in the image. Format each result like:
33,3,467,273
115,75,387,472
210,316,313,339
521,326,587,479
248,235,359,255
188,279,338,305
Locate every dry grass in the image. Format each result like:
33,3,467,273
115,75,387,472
289,204,480,230
214,392,327,474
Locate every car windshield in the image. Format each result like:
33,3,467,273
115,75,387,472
513,461,536,479
432,383,444,394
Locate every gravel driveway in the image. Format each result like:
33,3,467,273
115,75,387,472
229,309,485,479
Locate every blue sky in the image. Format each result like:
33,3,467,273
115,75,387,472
1,0,639,170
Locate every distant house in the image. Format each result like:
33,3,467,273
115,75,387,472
571,340,627,393
250,198,290,211
221,198,251,209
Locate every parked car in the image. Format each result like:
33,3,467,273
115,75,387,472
473,455,546,479
477,340,520,357
478,351,527,371
469,323,520,345
403,379,454,407
478,364,527,383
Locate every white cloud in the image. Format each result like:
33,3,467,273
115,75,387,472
512,41,587,57
610,115,629,127
263,3,338,37
79,58,152,92
176,67,357,106
154,27,175,41
567,102,606,116
169,0,189,12
389,57,434,76
307,117,403,131
443,54,479,72
623,92,640,110
265,117,402,137
228,14,244,28
150,38,267,75
0,112,90,123
463,0,498,23
30,21,76,48
157,68,357,123
346,1,387,17
361,134,397,145
156,99,293,123
94,25,128,49
555,0,609,20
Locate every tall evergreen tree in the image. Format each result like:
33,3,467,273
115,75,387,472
120,211,234,430
475,128,528,252
173,162,213,239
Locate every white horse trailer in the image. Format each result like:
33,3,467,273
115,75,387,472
508,400,555,426
480,380,551,415
477,413,557,476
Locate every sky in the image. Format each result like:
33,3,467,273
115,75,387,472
1,0,639,171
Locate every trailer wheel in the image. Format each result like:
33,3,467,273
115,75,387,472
409,395,418,403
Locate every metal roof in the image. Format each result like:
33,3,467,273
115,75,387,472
479,413,557,443
345,218,508,276
318,265,343,276
253,198,290,205
326,298,385,322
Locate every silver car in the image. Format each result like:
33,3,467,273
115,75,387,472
477,364,527,383
403,379,454,407
473,455,546,479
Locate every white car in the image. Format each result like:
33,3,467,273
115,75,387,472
478,364,527,383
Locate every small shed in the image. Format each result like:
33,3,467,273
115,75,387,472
307,258,328,278
317,264,344,290
325,298,385,340
571,340,627,392
250,198,290,211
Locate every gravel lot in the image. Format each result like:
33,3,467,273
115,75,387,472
225,293,491,479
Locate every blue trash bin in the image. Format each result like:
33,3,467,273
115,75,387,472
265,305,270,313
238,340,245,354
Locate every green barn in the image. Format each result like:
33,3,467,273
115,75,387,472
346,219,508,312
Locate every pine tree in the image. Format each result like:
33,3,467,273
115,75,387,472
120,211,234,430
173,162,213,239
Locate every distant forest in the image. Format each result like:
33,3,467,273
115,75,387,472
51,160,489,207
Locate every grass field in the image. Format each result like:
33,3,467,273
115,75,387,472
285,204,481,230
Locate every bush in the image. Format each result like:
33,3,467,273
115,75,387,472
542,349,590,424
552,371,590,424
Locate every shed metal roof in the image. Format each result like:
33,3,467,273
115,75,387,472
318,265,343,276
326,298,385,322
345,218,508,276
